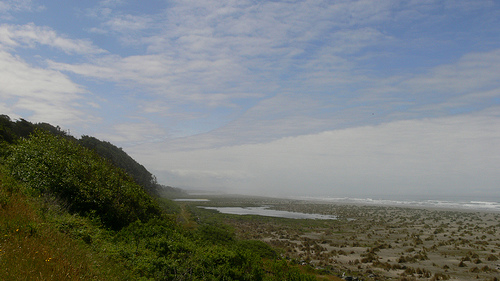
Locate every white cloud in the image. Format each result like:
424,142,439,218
0,50,91,125
0,50,82,98
404,49,500,95
111,45,500,154
100,0,126,7
48,53,259,108
0,102,20,119
103,14,153,33
0,23,106,54
96,121,169,144
130,110,500,198
47,0,404,116
0,0,41,16
328,28,393,55
149,46,500,150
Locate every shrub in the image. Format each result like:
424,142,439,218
4,131,162,229
196,224,236,245
487,254,498,261
237,240,277,259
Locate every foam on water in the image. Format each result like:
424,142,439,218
293,196,500,212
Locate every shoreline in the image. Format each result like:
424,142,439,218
179,192,500,214
183,191,500,213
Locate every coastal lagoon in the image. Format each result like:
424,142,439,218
173,198,210,202
199,206,337,220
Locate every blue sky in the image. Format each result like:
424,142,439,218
1,0,499,199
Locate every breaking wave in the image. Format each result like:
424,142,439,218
293,196,500,212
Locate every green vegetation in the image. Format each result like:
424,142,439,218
79,135,168,196
5,131,162,230
0,114,185,198
0,116,324,280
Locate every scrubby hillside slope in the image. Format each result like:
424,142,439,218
0,116,323,280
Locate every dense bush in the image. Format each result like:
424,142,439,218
237,240,278,259
0,115,170,196
112,219,270,280
196,223,236,245
79,135,160,196
4,131,162,229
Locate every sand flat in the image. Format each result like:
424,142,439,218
196,197,500,280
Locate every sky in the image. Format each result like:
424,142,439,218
1,0,499,200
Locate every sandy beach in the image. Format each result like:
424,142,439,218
193,197,500,280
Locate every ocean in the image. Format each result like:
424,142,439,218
292,195,500,213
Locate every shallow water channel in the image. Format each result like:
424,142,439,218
199,206,337,220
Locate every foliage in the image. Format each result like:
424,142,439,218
0,115,16,144
0,116,322,280
157,184,187,198
4,130,162,229
0,115,70,145
267,259,318,281
0,115,177,197
0,169,127,280
111,219,270,280
237,240,278,259
79,135,161,196
196,223,236,245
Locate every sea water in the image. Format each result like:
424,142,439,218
292,196,500,212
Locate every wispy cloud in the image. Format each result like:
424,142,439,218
0,0,43,17
0,23,106,54
0,50,89,125
404,49,500,95
46,0,405,130
0,21,108,126
145,46,500,151
96,121,168,144
48,54,255,106
103,14,153,33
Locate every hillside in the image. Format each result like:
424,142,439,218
0,115,325,280
0,115,184,198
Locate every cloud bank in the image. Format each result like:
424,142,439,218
131,109,500,199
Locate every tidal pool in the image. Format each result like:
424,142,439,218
173,199,210,202
199,206,337,220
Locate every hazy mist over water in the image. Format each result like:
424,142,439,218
181,189,500,213
292,195,500,213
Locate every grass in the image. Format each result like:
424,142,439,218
0,169,127,281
